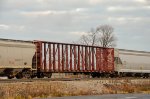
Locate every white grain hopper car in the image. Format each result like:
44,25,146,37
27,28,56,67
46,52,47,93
0,39,35,78
115,49,150,77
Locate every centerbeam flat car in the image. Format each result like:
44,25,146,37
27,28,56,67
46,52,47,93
0,38,150,79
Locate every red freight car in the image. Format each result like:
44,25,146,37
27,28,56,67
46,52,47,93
34,41,114,78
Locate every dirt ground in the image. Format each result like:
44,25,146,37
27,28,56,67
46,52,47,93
0,79,150,99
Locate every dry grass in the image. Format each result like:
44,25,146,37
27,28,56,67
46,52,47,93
0,79,150,99
103,79,150,94
0,81,103,99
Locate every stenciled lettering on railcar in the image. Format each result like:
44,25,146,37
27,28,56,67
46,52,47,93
15,59,23,61
9,61,15,64
96,48,104,71
107,49,114,70
96,48,114,72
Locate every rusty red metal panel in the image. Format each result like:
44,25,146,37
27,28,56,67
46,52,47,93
101,49,105,72
98,48,101,71
96,48,99,71
35,41,114,73
70,45,72,71
103,49,107,72
48,44,52,71
62,44,64,71
66,45,68,71
105,49,108,72
39,42,43,71
102,49,105,72
82,46,84,71
35,42,43,71
44,43,47,71
107,48,114,72
58,44,60,72
53,44,56,71
92,48,94,71
96,48,103,71
85,47,88,71
88,47,91,71
74,46,77,71
96,48,114,72
78,46,80,71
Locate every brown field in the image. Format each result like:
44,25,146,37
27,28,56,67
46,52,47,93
0,79,150,99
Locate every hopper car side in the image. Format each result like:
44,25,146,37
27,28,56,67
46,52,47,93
115,49,150,77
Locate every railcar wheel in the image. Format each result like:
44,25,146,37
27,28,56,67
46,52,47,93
37,72,44,78
143,73,149,78
7,75,14,79
22,70,32,79
91,73,97,78
16,72,23,79
46,73,52,78
105,73,111,78
96,73,101,78
31,75,36,79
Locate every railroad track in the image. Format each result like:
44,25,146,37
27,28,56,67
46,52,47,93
0,78,82,83
0,77,149,83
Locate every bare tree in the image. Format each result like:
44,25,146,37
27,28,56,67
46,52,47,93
78,28,99,46
97,25,116,47
78,25,117,47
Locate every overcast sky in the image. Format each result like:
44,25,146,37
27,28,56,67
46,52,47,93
0,0,150,51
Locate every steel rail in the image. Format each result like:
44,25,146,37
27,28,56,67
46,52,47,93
0,77,149,83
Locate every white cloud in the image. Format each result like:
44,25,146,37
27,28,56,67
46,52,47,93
21,8,87,17
108,17,142,22
88,0,102,5
135,0,147,3
37,0,44,3
75,8,87,12
107,5,150,12
21,10,65,16
70,31,87,36
14,25,25,31
1,0,150,51
0,24,10,30
144,6,150,9
107,6,136,11
0,24,25,32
